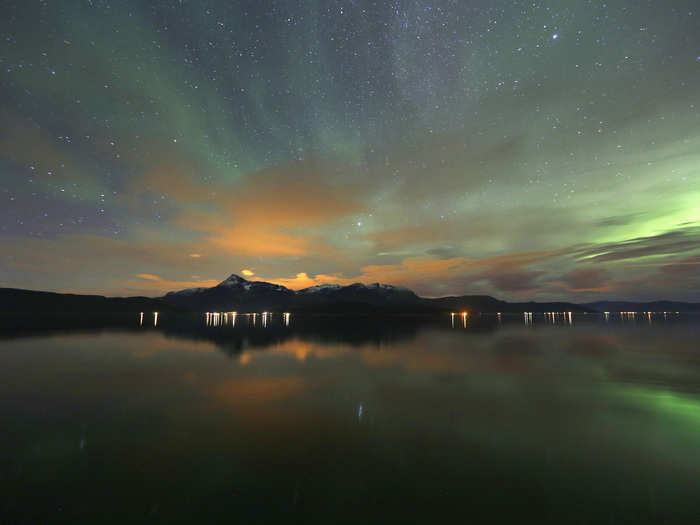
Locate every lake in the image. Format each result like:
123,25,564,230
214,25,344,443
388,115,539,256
1,312,699,523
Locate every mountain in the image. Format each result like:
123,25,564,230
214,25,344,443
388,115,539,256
583,300,700,313
0,288,179,314
3,275,697,315
424,295,593,313
158,274,589,313
296,282,420,308
163,274,296,311
161,274,421,312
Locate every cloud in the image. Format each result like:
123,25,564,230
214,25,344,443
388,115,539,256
125,275,220,294
595,213,646,228
483,269,544,293
0,233,223,296
241,269,255,277
560,267,615,293
653,256,700,292
136,273,163,282
256,250,561,297
0,107,100,191
575,225,700,263
258,272,345,290
144,158,364,258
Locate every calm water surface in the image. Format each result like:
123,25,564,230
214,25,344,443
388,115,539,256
1,313,699,523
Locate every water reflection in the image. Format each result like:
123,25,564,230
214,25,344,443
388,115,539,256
1,311,691,355
0,313,698,523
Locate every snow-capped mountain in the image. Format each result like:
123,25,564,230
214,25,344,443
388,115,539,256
216,274,288,293
157,273,592,313
161,274,420,311
297,282,419,305
161,274,295,311
216,274,250,288
2,273,600,314
297,284,342,294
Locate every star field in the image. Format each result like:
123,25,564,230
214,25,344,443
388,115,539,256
1,0,699,300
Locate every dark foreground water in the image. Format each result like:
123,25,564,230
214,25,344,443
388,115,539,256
1,312,700,524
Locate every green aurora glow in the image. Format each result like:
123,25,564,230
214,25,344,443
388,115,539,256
1,1,698,299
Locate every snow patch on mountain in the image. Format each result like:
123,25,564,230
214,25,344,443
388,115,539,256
217,274,249,287
165,287,208,296
297,284,342,294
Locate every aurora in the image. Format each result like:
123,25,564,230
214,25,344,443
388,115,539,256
1,0,698,301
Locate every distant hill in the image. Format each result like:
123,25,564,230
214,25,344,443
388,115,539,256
583,300,700,313
2,275,697,315
0,288,178,314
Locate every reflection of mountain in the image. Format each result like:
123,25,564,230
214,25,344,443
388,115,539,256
160,315,428,357
0,313,431,355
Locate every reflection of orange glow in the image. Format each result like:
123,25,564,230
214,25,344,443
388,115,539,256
131,337,217,358
275,340,344,361
359,342,470,373
238,338,348,365
291,342,311,361
214,377,307,405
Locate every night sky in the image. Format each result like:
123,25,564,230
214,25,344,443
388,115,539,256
1,0,699,301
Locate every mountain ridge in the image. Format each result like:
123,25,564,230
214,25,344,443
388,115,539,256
1,274,698,314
